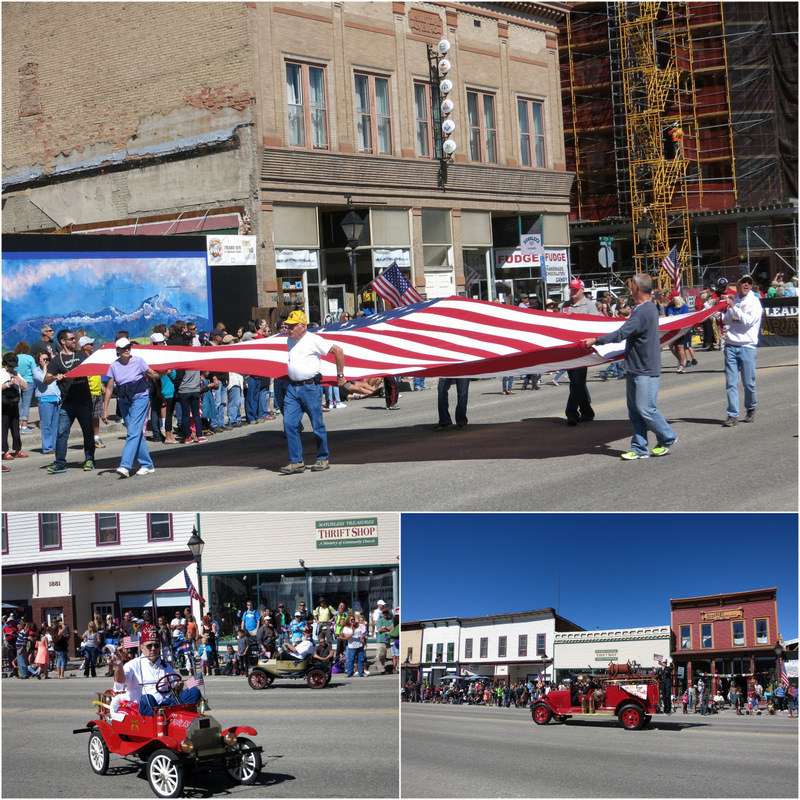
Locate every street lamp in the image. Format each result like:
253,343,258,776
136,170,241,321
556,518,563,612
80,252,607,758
774,640,784,692
187,526,205,614
341,194,365,314
636,214,653,272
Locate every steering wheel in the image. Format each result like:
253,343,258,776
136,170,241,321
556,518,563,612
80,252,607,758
155,672,183,696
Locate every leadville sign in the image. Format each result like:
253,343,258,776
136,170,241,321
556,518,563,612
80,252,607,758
701,609,743,621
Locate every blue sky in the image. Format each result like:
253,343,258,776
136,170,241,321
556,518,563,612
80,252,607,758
401,514,798,640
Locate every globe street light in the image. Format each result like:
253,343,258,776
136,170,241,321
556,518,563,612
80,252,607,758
187,526,205,614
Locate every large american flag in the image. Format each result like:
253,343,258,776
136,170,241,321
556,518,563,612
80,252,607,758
371,262,425,308
69,295,722,383
183,569,205,606
660,246,682,292
780,661,789,689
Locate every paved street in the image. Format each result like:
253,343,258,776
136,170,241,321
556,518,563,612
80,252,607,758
2,668,398,798
2,346,796,512
401,702,798,798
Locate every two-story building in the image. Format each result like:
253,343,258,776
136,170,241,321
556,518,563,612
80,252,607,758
670,588,781,697
2,512,199,655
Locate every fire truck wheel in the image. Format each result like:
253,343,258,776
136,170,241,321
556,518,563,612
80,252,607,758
618,704,645,730
531,703,552,725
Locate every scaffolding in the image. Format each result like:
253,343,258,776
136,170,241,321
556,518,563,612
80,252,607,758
560,2,797,284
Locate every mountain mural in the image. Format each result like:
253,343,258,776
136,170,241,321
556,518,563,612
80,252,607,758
2,293,210,351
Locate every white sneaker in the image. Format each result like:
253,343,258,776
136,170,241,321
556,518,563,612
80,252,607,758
363,670,370,676
136,467,156,476
116,466,130,478
336,402,347,409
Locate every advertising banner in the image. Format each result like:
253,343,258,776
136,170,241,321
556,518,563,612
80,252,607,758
373,248,412,271
206,235,256,265
275,249,320,272
760,296,797,345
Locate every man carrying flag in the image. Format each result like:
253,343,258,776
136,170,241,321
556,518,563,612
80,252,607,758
109,624,201,716
371,263,424,309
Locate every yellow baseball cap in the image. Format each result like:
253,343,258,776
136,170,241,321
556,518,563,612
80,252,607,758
285,310,307,325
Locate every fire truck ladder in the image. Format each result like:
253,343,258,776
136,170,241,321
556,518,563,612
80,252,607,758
618,1,691,289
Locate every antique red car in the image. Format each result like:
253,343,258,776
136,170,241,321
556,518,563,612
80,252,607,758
531,664,664,730
73,674,262,798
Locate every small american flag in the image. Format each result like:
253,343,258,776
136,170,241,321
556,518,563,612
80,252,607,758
371,263,424,309
183,569,205,605
780,661,789,689
122,635,139,649
660,246,681,293
185,672,204,689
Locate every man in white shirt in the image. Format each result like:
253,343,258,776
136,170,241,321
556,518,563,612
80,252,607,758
109,624,201,716
279,310,346,474
283,630,315,662
371,600,386,636
721,275,763,426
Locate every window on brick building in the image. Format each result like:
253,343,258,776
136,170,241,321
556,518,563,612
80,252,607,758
518,634,527,657
732,620,745,646
480,637,488,658
96,513,119,545
755,618,768,645
355,73,392,154
701,624,712,649
286,62,329,149
414,82,434,157
498,636,507,657
680,624,691,649
39,513,60,550
467,90,498,163
518,98,545,167
465,638,473,658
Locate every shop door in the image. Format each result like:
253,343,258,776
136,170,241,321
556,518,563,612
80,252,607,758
424,271,454,299
325,284,347,321
42,607,63,627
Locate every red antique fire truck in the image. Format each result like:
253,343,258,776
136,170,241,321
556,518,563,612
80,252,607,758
531,662,664,730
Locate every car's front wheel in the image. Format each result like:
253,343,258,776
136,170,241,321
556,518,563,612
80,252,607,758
225,737,262,785
248,669,274,690
531,703,552,725
88,730,110,775
147,749,184,798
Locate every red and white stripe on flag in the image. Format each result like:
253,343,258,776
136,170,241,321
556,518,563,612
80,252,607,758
70,296,723,383
186,672,204,689
371,263,424,309
660,246,681,291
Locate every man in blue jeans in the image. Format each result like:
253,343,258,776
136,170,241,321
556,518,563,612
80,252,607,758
279,310,346,474
720,274,763,427
582,272,677,460
434,378,470,430
43,329,96,474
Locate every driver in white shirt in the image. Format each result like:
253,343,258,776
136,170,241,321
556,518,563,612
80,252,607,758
109,624,201,716
282,630,315,662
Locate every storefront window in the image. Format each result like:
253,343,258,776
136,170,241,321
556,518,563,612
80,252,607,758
208,567,395,639
422,208,452,269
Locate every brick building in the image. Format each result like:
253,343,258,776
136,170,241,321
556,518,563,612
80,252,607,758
670,587,781,697
2,2,573,323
